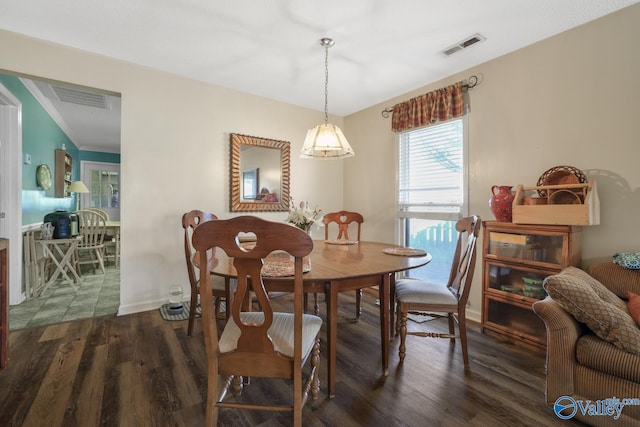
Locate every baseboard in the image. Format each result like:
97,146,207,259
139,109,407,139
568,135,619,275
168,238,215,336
117,298,166,316
466,307,481,323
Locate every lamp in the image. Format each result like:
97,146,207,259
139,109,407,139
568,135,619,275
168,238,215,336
68,180,89,211
301,38,354,159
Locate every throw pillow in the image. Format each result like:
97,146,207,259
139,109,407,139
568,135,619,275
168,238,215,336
614,252,640,269
559,266,627,311
544,267,640,355
627,291,640,328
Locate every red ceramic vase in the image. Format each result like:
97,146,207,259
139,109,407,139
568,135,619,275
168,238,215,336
489,185,515,222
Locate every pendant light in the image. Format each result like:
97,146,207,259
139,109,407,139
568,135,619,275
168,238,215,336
300,38,354,159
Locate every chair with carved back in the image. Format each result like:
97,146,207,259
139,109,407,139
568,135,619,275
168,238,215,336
182,210,229,336
192,216,321,427
75,209,107,275
315,210,365,319
393,215,481,367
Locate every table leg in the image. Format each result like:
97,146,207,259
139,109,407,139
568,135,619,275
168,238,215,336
40,244,62,287
41,242,81,293
326,280,338,398
59,241,82,284
51,243,79,287
379,273,390,376
389,273,396,341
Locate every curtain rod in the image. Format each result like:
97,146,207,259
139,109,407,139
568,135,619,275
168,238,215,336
381,75,478,118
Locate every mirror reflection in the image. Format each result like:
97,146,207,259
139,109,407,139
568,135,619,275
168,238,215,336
230,134,290,212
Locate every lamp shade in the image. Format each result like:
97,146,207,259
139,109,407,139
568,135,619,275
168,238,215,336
300,123,354,159
68,180,89,193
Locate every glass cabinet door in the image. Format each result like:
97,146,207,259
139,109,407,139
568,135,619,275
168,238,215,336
486,262,554,300
486,230,566,266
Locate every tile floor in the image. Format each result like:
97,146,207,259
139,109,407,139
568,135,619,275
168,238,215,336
9,264,120,331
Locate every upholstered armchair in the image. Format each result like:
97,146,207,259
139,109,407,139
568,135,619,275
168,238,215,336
533,263,640,426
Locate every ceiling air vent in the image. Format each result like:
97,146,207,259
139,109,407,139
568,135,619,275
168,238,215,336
441,33,486,56
51,85,109,109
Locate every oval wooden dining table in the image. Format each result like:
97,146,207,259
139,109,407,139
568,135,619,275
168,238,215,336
209,240,431,398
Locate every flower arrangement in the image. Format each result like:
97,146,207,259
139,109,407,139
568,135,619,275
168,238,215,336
286,199,321,231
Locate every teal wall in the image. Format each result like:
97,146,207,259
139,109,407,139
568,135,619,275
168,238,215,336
0,74,120,225
79,150,120,164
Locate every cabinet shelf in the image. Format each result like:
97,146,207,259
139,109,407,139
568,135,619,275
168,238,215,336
55,149,72,198
481,221,582,351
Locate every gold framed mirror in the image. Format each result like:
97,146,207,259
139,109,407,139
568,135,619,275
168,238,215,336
230,133,290,212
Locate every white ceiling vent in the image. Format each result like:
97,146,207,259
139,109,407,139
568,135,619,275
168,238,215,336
441,33,486,56
51,85,109,109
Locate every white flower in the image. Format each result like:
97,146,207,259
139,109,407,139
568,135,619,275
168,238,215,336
287,199,321,230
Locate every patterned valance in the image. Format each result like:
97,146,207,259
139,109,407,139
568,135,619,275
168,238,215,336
391,81,466,132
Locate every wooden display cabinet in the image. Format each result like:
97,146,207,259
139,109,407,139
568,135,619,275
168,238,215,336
55,149,73,198
481,221,582,350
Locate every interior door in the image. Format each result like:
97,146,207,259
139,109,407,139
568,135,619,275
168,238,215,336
81,161,120,221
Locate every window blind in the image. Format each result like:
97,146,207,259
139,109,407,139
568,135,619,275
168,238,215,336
398,118,463,217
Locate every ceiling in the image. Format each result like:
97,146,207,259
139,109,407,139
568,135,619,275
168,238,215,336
2,0,638,153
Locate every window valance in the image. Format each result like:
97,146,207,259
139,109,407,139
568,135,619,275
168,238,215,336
390,81,466,132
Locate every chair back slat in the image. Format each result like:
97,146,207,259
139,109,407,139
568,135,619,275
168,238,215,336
447,215,481,304
76,210,107,248
322,210,363,241
182,210,218,288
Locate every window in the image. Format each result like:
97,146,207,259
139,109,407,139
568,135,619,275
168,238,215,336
397,117,467,283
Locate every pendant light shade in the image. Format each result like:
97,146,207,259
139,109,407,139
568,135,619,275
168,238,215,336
301,38,354,159
301,123,354,158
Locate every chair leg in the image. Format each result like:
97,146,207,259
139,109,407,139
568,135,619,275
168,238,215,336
188,288,198,336
311,336,320,399
395,301,402,336
448,313,456,344
96,249,105,274
205,371,219,427
398,306,408,362
355,289,362,320
458,314,470,367
313,292,320,315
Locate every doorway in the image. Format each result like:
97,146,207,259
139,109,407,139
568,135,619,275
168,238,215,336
81,161,120,220
1,74,122,331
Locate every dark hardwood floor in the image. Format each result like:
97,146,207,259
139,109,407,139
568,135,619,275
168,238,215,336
0,289,583,426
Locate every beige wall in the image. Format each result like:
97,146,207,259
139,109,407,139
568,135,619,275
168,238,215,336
0,30,346,313
344,4,640,320
2,3,639,320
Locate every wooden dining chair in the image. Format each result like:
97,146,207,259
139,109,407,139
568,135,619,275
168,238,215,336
75,209,107,274
182,210,229,336
84,208,119,267
394,215,481,367
319,210,365,319
193,215,321,427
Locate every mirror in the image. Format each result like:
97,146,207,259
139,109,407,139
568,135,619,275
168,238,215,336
230,133,290,212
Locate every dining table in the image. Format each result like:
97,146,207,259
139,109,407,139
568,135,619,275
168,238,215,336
209,239,431,397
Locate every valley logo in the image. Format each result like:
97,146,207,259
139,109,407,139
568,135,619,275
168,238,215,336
554,395,640,421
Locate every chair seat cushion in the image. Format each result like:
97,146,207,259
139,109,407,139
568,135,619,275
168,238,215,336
395,278,457,306
544,267,640,355
219,312,322,358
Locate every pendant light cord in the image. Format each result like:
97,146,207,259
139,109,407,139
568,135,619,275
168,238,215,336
324,43,329,124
